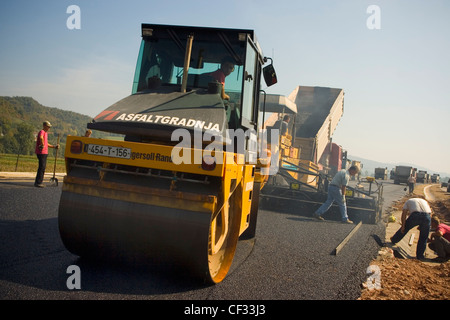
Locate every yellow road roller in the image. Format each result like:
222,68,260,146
58,23,277,283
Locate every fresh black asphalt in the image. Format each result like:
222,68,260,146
0,178,405,301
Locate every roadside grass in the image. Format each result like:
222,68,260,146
0,153,66,173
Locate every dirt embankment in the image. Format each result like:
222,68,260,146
359,184,450,300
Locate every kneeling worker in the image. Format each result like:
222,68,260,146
428,215,450,262
390,197,432,260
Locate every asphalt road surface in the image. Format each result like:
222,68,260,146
0,175,407,309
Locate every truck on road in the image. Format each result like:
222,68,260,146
431,174,440,183
374,167,388,180
394,165,416,185
416,170,428,183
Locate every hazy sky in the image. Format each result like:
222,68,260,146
1,0,449,175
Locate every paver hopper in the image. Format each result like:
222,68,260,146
260,88,383,224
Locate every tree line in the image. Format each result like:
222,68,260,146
0,96,110,156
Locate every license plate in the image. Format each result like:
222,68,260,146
86,144,131,159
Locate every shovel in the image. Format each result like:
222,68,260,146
50,134,60,186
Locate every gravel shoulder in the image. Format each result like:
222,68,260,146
359,184,450,300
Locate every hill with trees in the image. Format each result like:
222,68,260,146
0,96,110,155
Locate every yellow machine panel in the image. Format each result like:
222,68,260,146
65,136,225,177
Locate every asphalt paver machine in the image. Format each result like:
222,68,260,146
259,90,383,224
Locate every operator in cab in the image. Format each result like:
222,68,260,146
206,56,235,100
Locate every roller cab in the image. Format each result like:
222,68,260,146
58,24,277,283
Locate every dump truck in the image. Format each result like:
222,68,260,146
393,165,416,184
350,160,362,181
58,23,277,284
374,167,388,180
260,90,383,224
431,174,440,183
288,86,344,167
416,170,428,183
